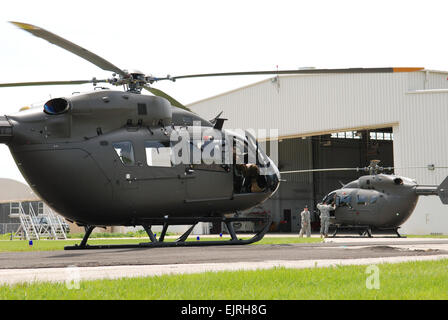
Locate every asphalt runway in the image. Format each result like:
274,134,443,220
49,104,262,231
1,239,448,269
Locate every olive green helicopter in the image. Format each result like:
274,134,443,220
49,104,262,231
0,21,430,248
282,160,448,237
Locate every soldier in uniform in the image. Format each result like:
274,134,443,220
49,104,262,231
298,206,311,237
317,199,335,238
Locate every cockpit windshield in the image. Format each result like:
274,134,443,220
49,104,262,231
322,192,336,204
244,130,272,169
231,132,278,194
337,194,352,208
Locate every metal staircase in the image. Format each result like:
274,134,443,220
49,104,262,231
43,204,67,240
9,202,68,240
9,202,39,240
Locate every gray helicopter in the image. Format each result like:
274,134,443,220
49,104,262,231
0,22,425,249
283,160,448,237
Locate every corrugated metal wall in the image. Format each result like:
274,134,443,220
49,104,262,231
190,70,448,234
0,202,39,224
0,202,40,235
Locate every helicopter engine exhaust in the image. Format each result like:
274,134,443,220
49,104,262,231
0,116,12,144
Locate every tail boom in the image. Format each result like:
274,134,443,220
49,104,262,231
415,176,448,204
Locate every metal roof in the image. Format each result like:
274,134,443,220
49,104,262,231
0,178,40,203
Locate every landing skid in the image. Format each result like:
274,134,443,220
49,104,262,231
331,225,405,238
64,216,272,250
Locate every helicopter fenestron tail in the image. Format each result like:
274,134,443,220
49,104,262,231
0,116,12,144
437,176,448,204
415,176,448,204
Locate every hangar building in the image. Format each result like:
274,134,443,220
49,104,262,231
0,178,70,236
0,178,41,234
189,68,448,235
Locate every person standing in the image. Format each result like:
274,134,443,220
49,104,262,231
317,201,335,238
298,206,311,237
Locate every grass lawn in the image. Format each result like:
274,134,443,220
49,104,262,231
0,236,321,252
406,234,448,238
0,230,174,240
1,232,447,252
1,259,448,299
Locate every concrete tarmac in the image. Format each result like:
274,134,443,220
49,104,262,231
1,238,448,284
1,238,448,269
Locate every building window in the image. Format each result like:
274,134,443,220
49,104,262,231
330,131,361,139
370,131,393,141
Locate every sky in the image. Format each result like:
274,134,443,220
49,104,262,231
1,0,448,183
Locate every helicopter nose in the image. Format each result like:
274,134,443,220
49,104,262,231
264,158,280,194
0,116,13,144
271,160,281,192
272,160,281,180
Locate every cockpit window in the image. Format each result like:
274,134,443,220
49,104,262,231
233,137,249,165
202,138,224,165
322,192,336,204
145,141,172,167
113,141,135,165
245,130,270,168
338,194,352,207
357,194,368,205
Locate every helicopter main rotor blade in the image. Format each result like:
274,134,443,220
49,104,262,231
156,67,424,82
0,79,108,88
143,86,191,112
281,168,366,174
281,165,448,175
10,21,126,77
